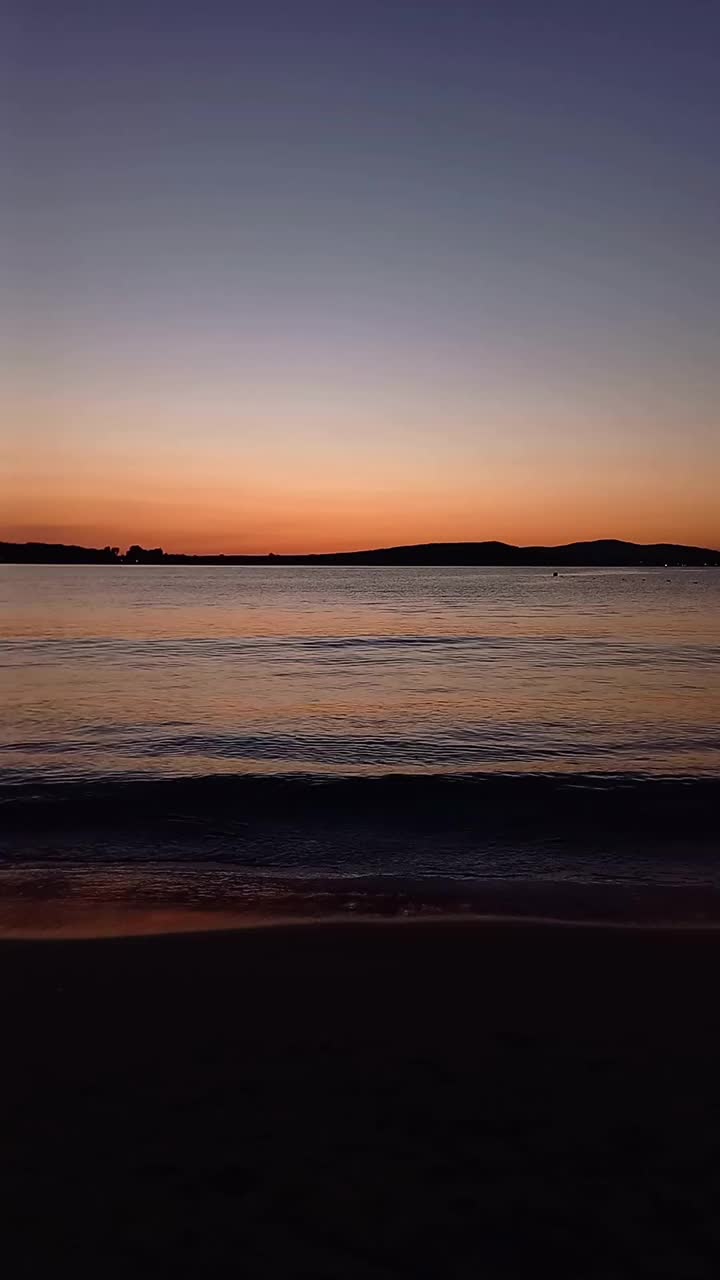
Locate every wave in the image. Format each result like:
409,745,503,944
3,634,718,666
1,770,718,838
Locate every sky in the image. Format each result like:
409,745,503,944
3,0,719,553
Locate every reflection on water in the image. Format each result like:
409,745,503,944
2,564,719,779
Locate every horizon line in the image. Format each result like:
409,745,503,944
3,535,720,561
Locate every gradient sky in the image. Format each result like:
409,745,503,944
3,0,719,552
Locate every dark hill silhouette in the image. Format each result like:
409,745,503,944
275,539,720,567
2,538,719,565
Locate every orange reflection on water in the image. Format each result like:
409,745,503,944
0,900,268,940
2,564,720,779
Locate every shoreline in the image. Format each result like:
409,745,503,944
4,899,720,940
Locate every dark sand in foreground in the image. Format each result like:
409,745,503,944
3,919,720,1277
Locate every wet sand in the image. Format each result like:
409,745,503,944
3,919,720,1277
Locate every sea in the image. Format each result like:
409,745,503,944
2,563,719,927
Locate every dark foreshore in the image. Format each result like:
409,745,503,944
3,919,720,1277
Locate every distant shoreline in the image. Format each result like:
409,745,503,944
2,537,720,566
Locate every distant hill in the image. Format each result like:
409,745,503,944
2,538,719,566
264,539,720,567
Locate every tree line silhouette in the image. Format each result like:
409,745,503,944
0,542,164,564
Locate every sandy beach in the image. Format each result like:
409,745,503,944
3,917,720,1277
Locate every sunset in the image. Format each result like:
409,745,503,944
3,3,720,1275
5,411,720,553
4,2,719,553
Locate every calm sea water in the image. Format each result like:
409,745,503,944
2,564,719,922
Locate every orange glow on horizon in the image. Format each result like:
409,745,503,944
3,496,719,557
3,459,720,553
4,397,719,554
